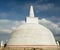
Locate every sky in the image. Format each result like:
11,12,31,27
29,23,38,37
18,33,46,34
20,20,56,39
0,0,60,42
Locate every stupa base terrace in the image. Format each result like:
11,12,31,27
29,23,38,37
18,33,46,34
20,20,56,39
2,46,60,50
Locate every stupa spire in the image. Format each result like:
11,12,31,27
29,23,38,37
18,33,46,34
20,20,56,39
29,5,34,17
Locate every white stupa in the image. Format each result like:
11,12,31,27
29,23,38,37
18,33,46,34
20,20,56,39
7,5,57,47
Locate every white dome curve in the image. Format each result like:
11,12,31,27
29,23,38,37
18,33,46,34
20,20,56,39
7,23,56,45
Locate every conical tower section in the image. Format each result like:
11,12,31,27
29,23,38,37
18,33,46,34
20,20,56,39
26,5,38,24
29,5,34,17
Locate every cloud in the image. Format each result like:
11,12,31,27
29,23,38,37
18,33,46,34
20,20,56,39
46,16,60,23
57,23,60,27
34,3,55,13
34,0,50,4
33,3,56,15
0,19,25,33
0,29,11,33
38,4,54,10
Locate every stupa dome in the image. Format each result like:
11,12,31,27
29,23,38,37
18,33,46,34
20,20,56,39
7,5,57,47
7,23,56,46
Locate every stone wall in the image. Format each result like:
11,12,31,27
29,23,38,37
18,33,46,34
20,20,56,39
3,47,60,50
